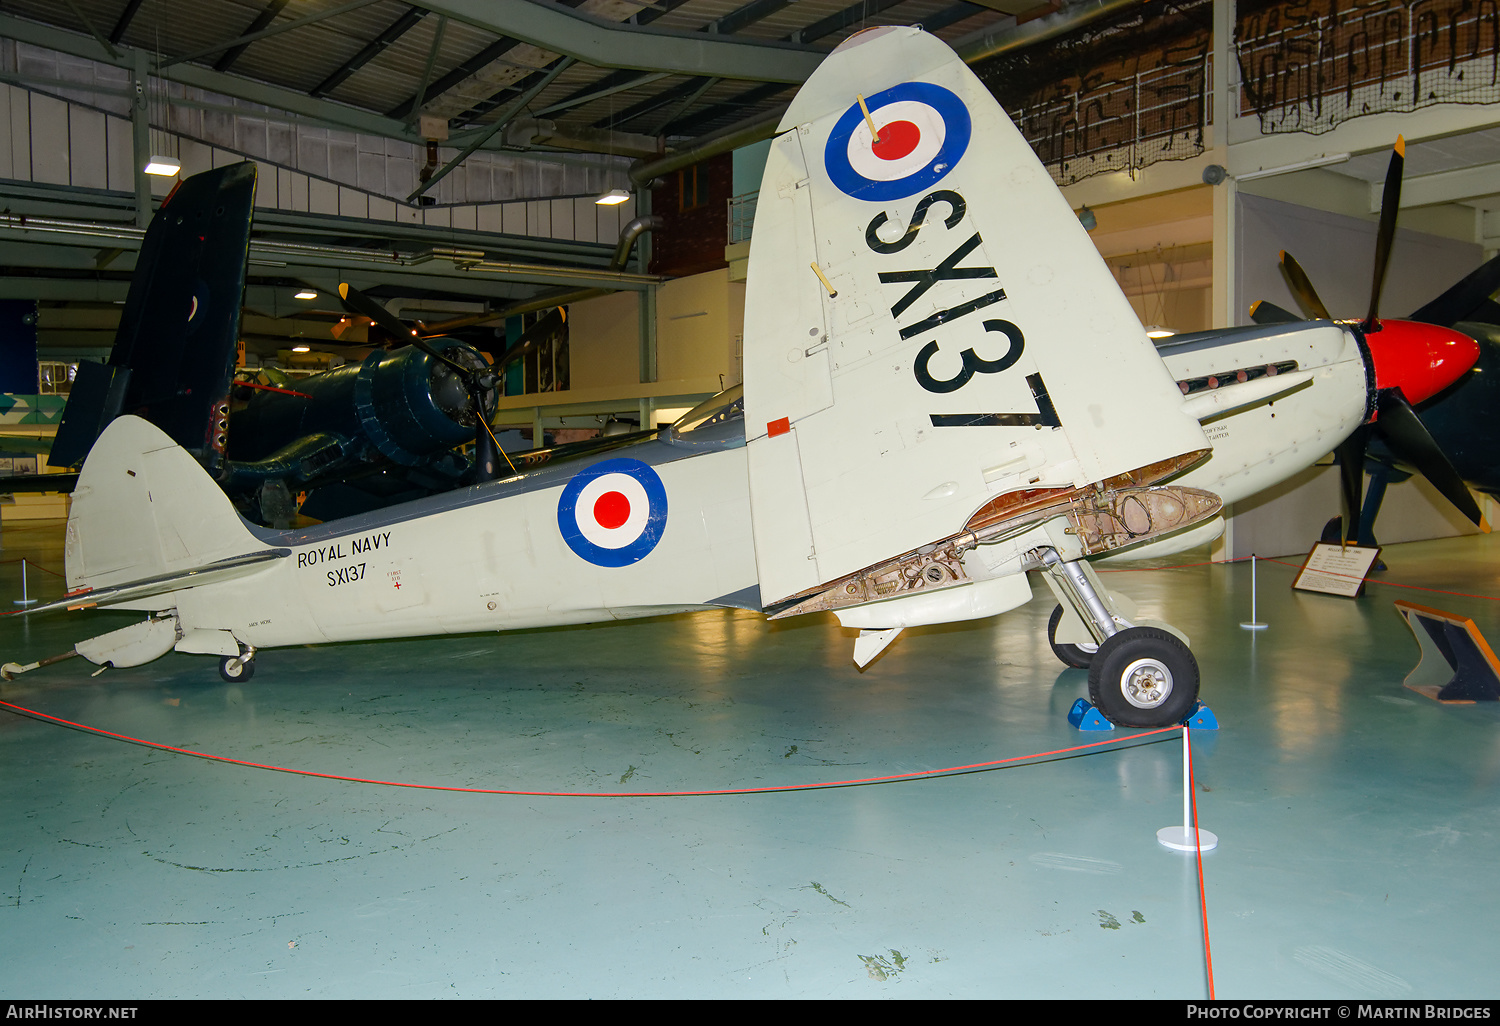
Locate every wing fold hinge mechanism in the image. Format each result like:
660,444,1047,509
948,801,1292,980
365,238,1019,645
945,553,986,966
767,452,1220,620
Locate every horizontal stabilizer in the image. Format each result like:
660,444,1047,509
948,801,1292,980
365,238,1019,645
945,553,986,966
20,549,287,616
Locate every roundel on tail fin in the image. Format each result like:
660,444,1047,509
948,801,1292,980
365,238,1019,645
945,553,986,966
824,82,971,202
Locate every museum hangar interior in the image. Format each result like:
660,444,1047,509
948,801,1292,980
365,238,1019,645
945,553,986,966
0,0,1498,1001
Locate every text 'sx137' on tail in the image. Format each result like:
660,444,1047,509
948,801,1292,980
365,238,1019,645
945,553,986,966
741,26,1215,610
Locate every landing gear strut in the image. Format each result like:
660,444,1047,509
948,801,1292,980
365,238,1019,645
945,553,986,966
1034,547,1199,727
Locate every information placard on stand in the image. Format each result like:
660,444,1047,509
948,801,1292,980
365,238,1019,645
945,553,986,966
1292,543,1382,598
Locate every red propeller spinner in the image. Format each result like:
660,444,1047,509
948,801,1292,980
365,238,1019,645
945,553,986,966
1362,319,1480,410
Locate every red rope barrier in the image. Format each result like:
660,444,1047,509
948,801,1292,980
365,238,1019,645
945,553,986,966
1262,556,1500,602
0,557,64,577
1186,727,1215,999
0,698,1177,797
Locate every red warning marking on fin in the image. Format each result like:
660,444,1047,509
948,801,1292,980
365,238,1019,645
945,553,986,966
767,417,790,437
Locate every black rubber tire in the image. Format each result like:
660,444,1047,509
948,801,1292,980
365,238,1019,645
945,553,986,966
219,654,255,683
1087,626,1199,728
1047,604,1098,669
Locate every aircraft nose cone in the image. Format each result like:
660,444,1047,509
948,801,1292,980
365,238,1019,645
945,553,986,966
1364,319,1480,406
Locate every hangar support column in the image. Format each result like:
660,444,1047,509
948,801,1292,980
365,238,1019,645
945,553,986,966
637,188,658,430
1209,0,1237,563
130,49,153,229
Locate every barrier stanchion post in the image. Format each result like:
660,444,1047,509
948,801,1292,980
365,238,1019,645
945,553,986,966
1158,726,1217,851
13,558,36,607
1240,553,1267,630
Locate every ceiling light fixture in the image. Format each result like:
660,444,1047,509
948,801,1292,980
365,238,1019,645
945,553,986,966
595,188,630,206
143,155,181,176
291,345,311,353
1145,326,1176,339
294,289,317,299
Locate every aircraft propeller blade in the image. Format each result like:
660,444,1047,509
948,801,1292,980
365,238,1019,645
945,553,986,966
1249,300,1301,325
1363,136,1405,332
1408,252,1500,327
1334,428,1367,544
337,282,481,379
1373,388,1483,526
337,282,418,343
1280,251,1333,321
493,308,566,372
468,380,502,484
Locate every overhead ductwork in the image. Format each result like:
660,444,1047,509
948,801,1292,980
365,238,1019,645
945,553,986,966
610,215,664,271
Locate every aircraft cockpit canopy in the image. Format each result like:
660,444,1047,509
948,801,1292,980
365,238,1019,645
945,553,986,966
667,384,745,451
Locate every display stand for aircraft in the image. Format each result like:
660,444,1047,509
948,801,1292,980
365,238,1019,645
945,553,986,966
1394,600,1500,702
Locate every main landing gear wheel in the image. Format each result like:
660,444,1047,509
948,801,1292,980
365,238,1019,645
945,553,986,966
1047,604,1099,669
1087,626,1199,728
219,654,255,683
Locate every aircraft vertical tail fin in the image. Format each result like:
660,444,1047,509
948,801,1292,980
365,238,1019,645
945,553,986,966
741,26,1212,607
50,163,257,470
64,415,266,599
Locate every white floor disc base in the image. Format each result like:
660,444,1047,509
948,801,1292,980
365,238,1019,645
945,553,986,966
1157,826,1218,852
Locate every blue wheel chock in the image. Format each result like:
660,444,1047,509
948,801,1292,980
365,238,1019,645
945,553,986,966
1067,699,1219,731
1067,699,1115,731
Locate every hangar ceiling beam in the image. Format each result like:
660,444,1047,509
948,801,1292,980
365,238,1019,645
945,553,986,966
790,0,909,44
953,0,1143,63
385,30,519,120
0,13,419,142
160,0,383,70
616,0,986,146
408,57,575,201
59,0,120,61
413,0,825,82
314,6,429,98
404,13,447,121
214,0,293,72
1377,164,1500,213
108,0,146,45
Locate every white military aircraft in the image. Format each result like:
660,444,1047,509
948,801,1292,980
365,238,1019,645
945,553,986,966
4,26,1479,728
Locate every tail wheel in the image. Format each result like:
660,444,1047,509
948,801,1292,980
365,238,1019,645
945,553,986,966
1047,604,1099,669
1087,627,1198,727
219,654,255,683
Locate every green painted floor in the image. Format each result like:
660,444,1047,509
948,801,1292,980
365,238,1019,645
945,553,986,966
1,518,1497,999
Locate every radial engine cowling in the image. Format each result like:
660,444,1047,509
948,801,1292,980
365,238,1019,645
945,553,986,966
225,339,494,473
